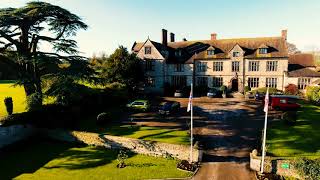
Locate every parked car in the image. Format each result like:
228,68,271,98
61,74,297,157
159,101,181,115
126,100,150,111
255,92,265,100
207,88,221,98
269,95,301,111
174,90,183,98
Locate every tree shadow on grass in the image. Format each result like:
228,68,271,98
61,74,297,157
0,138,74,180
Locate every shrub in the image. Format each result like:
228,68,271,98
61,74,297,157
4,97,13,115
282,111,297,126
96,112,111,126
306,86,320,104
244,86,251,93
194,85,208,96
26,92,42,111
117,149,128,168
251,87,281,94
295,158,320,180
220,85,227,93
285,84,299,95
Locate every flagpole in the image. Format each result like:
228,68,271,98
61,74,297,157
260,87,269,174
190,82,193,162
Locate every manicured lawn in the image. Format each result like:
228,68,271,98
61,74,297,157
0,139,192,180
0,81,26,118
77,120,190,145
267,102,320,158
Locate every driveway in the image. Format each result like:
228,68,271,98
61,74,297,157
167,97,266,180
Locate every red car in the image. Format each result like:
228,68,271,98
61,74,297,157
268,95,301,111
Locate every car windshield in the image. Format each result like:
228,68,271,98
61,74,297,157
162,102,172,109
132,102,144,105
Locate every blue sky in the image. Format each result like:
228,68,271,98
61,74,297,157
1,0,320,57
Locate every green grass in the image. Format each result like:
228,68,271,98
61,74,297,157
77,119,190,145
0,140,191,180
267,102,320,158
0,82,26,118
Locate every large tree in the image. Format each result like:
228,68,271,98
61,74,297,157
0,1,93,104
101,46,143,88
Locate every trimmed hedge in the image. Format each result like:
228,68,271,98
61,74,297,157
251,87,282,94
295,158,320,180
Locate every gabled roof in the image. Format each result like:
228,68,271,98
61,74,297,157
132,36,288,63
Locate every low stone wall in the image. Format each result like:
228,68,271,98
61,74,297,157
250,149,301,179
0,125,36,149
44,129,202,162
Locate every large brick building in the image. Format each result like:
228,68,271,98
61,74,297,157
132,29,320,94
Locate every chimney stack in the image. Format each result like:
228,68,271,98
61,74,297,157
162,29,168,46
281,30,287,41
211,33,217,40
170,32,175,42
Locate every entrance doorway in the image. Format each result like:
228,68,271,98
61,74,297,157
231,79,238,91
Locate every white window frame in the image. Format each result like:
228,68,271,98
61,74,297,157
145,46,151,54
197,77,208,86
248,77,259,88
232,61,240,72
145,60,155,71
266,61,278,71
298,78,311,89
197,62,207,72
212,77,223,87
249,61,260,71
259,48,268,54
174,64,184,72
233,51,240,57
266,77,277,88
207,50,215,56
213,61,223,71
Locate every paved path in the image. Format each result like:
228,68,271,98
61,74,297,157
190,98,265,180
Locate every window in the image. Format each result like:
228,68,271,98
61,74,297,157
197,77,208,86
298,78,311,89
213,62,223,71
266,61,278,71
248,77,259,88
232,61,240,72
212,77,223,87
171,76,187,87
145,60,155,71
197,62,207,72
207,50,215,56
249,61,260,71
266,78,277,88
145,77,155,87
259,48,268,54
233,51,240,57
145,46,151,54
175,50,182,57
174,64,184,72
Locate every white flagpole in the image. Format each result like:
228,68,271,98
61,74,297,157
261,88,269,174
190,82,193,162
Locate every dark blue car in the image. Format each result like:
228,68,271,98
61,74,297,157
158,102,181,115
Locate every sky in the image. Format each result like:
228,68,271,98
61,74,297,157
1,0,320,57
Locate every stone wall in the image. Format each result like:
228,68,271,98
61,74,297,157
250,150,301,179
44,129,202,162
0,125,36,149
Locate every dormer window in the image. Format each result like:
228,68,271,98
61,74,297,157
259,48,268,54
233,51,240,57
207,50,215,56
175,50,182,57
145,46,151,54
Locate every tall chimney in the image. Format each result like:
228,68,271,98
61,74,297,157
211,33,217,40
170,32,175,42
281,30,287,41
162,29,168,46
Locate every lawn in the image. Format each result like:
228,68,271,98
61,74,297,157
0,139,192,180
76,121,190,145
267,102,320,158
0,81,26,118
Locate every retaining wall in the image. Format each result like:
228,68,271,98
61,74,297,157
0,125,36,149
45,129,202,162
